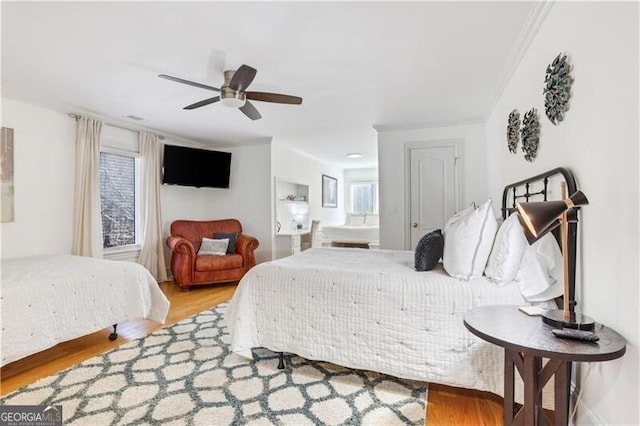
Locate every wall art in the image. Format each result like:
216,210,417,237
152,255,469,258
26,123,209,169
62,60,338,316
521,108,540,162
506,109,520,154
322,174,337,208
1,127,15,222
543,53,573,125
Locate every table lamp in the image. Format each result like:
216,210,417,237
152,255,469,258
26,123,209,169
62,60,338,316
516,185,595,330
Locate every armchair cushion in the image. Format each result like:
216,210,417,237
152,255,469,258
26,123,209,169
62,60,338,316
195,254,243,271
198,237,229,256
213,232,238,254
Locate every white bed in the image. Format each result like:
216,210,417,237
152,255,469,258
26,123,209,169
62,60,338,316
227,247,532,398
0,255,170,366
320,213,380,246
320,225,379,245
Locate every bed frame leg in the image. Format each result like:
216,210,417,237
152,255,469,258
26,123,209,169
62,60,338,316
108,324,118,341
277,352,285,369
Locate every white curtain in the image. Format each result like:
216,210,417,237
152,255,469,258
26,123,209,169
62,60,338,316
72,116,103,258
138,132,168,282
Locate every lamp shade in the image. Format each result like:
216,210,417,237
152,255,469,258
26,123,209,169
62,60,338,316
516,190,589,238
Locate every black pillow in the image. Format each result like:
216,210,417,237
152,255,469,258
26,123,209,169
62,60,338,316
414,229,444,271
213,232,238,254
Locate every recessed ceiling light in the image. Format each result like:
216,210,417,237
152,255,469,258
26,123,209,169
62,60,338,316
346,153,363,159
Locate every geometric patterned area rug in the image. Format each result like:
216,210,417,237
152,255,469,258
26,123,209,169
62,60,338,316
1,303,427,425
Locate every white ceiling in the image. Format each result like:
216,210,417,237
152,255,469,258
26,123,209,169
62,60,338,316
1,1,538,168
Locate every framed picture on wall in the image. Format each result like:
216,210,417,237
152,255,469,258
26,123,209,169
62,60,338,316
322,174,337,208
1,127,15,222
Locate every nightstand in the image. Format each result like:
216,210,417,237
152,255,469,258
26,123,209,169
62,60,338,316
464,305,626,426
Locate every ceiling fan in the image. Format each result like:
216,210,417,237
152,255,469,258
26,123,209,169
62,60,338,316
158,64,302,120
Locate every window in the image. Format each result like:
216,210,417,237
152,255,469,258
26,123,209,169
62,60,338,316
99,151,140,249
350,182,378,214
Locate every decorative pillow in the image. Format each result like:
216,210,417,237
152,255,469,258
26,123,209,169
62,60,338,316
515,233,564,302
348,214,366,226
344,213,352,225
414,229,444,271
214,232,237,254
484,213,528,285
442,199,498,281
364,213,379,226
198,237,229,256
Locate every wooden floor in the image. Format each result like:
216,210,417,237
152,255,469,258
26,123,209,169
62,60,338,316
0,281,503,425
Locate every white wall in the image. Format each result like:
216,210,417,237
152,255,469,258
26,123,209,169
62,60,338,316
200,142,272,264
158,140,273,267
0,97,274,272
271,141,345,257
377,123,488,250
0,98,76,258
485,2,639,424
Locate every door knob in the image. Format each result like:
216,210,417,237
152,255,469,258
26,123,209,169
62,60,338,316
412,223,418,228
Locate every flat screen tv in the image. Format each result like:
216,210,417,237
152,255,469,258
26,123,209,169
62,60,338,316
162,144,231,188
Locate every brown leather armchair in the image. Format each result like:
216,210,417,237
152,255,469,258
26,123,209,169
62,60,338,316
166,219,260,291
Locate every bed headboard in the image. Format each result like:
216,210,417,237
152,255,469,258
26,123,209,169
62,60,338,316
501,167,580,313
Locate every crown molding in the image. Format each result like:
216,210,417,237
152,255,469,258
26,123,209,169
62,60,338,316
483,0,555,120
372,117,485,133
1,93,270,150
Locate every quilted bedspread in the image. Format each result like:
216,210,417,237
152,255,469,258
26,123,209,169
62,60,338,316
227,247,532,398
0,255,170,366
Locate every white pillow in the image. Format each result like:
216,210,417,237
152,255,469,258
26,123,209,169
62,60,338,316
443,199,498,281
515,233,564,302
484,213,528,285
364,214,379,226
348,214,366,226
198,237,229,256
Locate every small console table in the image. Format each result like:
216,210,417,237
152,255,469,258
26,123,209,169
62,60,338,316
464,305,626,426
274,230,309,259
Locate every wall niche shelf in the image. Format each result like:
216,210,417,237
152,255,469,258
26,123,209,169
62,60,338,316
275,178,310,235
274,178,310,259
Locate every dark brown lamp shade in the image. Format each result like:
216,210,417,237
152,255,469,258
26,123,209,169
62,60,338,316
516,190,589,238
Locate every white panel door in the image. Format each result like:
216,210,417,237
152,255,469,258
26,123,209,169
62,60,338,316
409,145,458,248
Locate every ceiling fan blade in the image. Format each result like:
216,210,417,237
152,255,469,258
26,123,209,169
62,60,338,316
158,74,220,92
183,96,220,110
239,101,262,120
229,65,257,92
245,91,303,105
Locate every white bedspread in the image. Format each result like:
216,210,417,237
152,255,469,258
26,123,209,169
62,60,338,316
227,248,536,399
321,225,379,243
0,255,170,366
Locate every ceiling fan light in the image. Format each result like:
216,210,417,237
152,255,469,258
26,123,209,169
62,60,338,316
221,97,246,108
346,153,363,159
220,86,246,108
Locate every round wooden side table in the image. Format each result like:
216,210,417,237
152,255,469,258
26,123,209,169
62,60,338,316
464,305,626,426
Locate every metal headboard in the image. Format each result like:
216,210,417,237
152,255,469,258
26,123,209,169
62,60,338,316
501,167,580,313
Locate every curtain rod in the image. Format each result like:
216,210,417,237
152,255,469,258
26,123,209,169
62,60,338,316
68,112,165,140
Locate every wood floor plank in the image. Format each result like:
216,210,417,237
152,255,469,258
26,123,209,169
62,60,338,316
1,280,503,425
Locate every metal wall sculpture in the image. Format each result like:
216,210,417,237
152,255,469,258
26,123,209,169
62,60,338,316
506,109,520,153
543,53,573,125
521,108,540,162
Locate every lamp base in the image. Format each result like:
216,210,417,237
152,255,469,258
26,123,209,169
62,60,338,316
542,309,595,331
